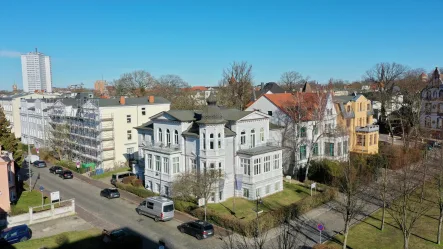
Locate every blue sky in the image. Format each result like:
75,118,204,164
0,0,442,89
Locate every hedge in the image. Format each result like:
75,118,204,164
115,182,157,198
57,160,89,174
190,187,337,236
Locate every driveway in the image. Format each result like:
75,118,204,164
20,165,224,249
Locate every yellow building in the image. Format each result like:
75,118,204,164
334,94,379,154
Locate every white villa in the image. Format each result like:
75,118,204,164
136,93,283,202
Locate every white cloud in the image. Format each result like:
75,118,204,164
0,50,22,58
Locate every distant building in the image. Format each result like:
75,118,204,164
334,94,379,154
21,49,52,93
186,86,219,105
0,149,16,213
94,80,107,95
12,83,17,92
420,68,443,138
0,92,60,138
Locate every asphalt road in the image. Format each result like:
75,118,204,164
21,165,224,249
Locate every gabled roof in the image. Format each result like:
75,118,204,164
253,82,286,100
263,92,328,121
333,94,364,104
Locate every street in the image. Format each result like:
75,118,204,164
20,165,224,249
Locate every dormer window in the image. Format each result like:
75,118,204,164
158,128,163,143
174,130,179,144
210,133,214,149
166,129,171,146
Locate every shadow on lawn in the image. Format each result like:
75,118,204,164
4,227,172,249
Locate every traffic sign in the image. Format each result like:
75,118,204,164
317,223,324,231
39,186,44,192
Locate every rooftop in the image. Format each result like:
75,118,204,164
237,145,282,156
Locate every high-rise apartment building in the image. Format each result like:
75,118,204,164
21,49,52,93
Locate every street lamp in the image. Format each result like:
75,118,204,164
255,195,263,237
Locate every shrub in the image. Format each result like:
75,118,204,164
174,199,198,213
308,160,341,185
115,182,157,198
55,233,69,246
122,176,136,184
131,179,143,187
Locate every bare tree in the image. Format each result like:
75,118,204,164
335,157,368,249
47,123,70,160
365,62,408,124
152,74,199,110
436,146,443,244
279,71,307,92
270,216,302,249
112,70,155,96
171,168,222,221
218,61,253,109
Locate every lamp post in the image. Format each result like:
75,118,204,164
255,195,262,237
27,109,32,192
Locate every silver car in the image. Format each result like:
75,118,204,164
136,196,174,222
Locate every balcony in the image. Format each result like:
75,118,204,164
356,125,379,133
143,142,181,155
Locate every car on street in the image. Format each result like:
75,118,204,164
136,196,174,222
49,165,63,174
0,224,32,245
33,160,47,168
102,228,127,243
110,172,135,186
178,220,214,240
100,188,120,199
59,170,73,179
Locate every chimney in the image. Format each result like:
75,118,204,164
119,96,125,105
148,96,155,103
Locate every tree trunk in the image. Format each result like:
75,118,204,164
204,201,207,221
403,232,409,249
438,211,443,244
342,221,350,249
381,200,386,231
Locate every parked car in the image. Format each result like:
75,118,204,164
136,196,174,222
178,220,214,240
49,166,63,174
0,224,32,245
59,170,73,179
33,160,47,168
100,188,120,199
110,172,135,185
102,228,127,244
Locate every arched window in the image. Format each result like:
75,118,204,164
427,91,432,99
166,129,171,145
425,116,431,128
174,130,179,144
210,133,214,149
434,91,438,99
218,133,221,148
250,129,256,148
240,131,246,145
260,128,264,142
158,128,163,142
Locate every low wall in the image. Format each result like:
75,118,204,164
7,199,75,227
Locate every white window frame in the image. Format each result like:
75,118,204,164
163,157,169,174
242,158,250,175
173,157,179,174
273,154,280,169
147,154,152,169
264,156,271,172
260,128,264,142
174,130,179,144
240,131,246,145
166,129,171,146
155,156,161,172
254,158,261,175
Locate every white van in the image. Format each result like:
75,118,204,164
136,196,174,222
110,172,135,185
26,155,40,164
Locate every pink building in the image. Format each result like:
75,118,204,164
0,149,16,213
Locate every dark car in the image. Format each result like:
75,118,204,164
0,224,32,245
33,160,47,168
178,220,214,240
102,229,127,244
49,166,63,174
100,188,120,199
59,170,73,179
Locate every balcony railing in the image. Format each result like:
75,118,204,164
143,142,181,154
356,125,379,133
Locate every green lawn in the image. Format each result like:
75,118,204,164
328,186,443,249
11,185,53,215
207,182,312,220
14,229,102,249
91,167,131,180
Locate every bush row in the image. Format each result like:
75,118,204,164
57,160,89,174
115,182,157,198
190,187,337,236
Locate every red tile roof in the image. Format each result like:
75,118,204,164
190,86,208,91
263,92,327,121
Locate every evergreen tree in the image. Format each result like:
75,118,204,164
0,105,23,166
